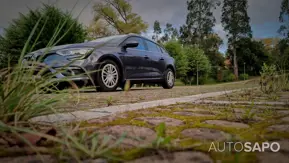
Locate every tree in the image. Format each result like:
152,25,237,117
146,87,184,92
152,20,162,42
279,0,289,37
93,0,148,34
164,41,189,78
180,0,219,45
0,5,86,68
161,23,179,42
183,46,212,85
221,0,252,79
200,33,224,67
227,38,270,76
86,18,116,40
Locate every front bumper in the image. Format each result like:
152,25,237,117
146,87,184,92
50,67,90,81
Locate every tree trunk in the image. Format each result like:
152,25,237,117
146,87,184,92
233,45,239,80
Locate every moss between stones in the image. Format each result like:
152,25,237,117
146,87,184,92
75,104,289,163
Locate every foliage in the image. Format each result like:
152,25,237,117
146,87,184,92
223,72,236,82
240,73,249,80
93,0,148,34
200,34,224,64
182,46,212,85
164,41,189,78
259,63,289,94
241,103,256,123
0,4,86,68
164,41,212,85
0,6,82,123
86,19,116,40
152,20,162,42
58,127,126,161
0,8,126,162
279,0,289,37
152,123,171,148
221,0,252,79
227,38,271,76
161,23,179,42
274,41,289,70
180,0,219,45
106,96,114,106
216,69,235,82
199,77,217,85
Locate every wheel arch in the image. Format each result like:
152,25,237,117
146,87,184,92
166,64,176,78
97,54,125,81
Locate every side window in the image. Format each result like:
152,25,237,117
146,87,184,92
145,40,161,53
124,37,146,50
160,47,168,54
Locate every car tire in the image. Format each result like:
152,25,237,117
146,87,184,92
162,68,175,89
96,60,120,92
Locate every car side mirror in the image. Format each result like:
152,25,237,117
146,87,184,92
123,41,139,50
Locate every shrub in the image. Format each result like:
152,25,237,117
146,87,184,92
240,73,249,80
203,77,217,85
221,70,235,82
164,41,189,78
0,4,86,68
260,63,289,94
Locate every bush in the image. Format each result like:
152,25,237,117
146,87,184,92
164,41,189,78
223,70,235,82
0,4,86,68
259,63,289,94
240,73,249,80
204,78,217,85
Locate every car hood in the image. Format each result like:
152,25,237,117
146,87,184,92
26,41,111,59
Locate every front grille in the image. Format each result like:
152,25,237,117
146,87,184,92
57,67,86,77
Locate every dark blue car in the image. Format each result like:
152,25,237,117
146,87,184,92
23,34,176,92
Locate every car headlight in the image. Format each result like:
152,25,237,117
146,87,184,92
56,48,94,57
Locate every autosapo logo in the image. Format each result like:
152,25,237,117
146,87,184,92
208,142,280,152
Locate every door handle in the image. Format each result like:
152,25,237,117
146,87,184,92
160,57,164,61
144,55,149,59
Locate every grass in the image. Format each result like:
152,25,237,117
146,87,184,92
0,3,127,162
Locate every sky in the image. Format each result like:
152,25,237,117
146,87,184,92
0,0,283,53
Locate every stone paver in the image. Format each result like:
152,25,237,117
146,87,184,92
204,120,250,128
98,125,156,148
278,110,289,115
127,151,213,163
173,111,214,117
267,125,289,132
135,117,183,126
257,152,289,163
87,113,129,124
30,89,248,124
181,128,231,141
281,117,289,122
266,140,289,152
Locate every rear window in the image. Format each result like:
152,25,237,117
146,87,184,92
145,40,162,53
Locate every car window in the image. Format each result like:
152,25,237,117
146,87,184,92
124,37,146,50
160,47,168,54
145,40,162,53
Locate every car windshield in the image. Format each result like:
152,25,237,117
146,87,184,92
89,35,127,44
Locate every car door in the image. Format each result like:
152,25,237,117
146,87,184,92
120,37,149,79
144,39,166,78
